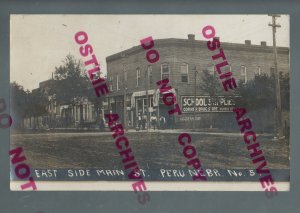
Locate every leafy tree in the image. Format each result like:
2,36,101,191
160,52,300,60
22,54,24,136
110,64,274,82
198,69,223,128
52,54,90,105
236,72,289,133
279,72,289,111
51,54,105,124
237,74,275,133
198,69,222,97
11,81,49,129
28,89,49,117
10,82,29,129
237,74,276,111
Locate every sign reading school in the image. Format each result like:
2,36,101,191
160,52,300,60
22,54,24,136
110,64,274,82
181,96,240,113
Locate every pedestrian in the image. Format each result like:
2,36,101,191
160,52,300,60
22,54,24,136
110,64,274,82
151,114,157,130
142,114,147,130
137,113,142,130
159,115,166,130
169,116,174,129
99,117,105,132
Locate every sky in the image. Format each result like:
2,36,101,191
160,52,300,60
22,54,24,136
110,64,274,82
10,14,289,91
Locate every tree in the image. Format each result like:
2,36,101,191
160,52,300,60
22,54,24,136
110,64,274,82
198,70,221,96
237,74,275,111
198,69,223,128
27,88,49,129
50,54,105,126
236,72,289,133
52,54,90,105
11,81,49,129
10,82,29,129
279,72,289,111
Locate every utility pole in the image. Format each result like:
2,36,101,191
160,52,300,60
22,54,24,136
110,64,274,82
268,14,283,138
145,65,150,132
210,67,215,129
123,66,128,131
122,53,128,131
193,66,198,130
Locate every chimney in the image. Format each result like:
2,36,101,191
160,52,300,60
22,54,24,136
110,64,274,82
188,34,195,40
261,41,267,47
245,40,251,45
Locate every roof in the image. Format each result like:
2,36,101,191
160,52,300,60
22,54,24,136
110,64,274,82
106,37,289,63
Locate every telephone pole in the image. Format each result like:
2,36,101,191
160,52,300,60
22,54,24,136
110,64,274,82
268,14,283,138
123,66,128,131
122,53,128,131
145,65,150,132
193,66,198,130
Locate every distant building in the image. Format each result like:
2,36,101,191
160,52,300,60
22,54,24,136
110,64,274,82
24,79,102,129
106,34,289,129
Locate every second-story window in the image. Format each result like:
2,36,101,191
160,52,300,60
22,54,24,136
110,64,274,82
117,74,120,90
257,66,261,76
241,65,247,83
180,63,189,83
207,65,215,75
136,68,141,86
161,63,170,80
228,64,232,72
109,76,113,91
148,66,153,84
124,70,127,82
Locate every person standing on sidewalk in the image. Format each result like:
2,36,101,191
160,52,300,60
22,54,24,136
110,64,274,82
137,113,142,130
151,114,157,130
159,115,166,130
142,114,147,130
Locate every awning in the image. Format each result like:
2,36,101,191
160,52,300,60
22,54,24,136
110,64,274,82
59,105,71,114
131,89,155,108
153,88,177,107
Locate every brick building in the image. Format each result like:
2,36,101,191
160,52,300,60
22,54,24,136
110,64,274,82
106,34,289,129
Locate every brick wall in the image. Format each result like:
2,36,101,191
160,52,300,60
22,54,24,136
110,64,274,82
106,36,289,129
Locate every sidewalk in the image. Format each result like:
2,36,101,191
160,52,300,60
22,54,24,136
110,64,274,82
12,127,273,137
127,128,273,137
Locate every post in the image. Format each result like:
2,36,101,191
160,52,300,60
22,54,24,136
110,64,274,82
210,68,215,129
124,85,127,131
122,54,128,131
268,14,283,138
145,65,150,131
193,66,198,130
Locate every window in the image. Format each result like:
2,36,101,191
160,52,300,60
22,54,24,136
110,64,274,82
161,63,170,80
241,65,247,83
124,70,127,81
270,67,275,76
136,68,141,86
228,65,232,72
257,66,261,76
207,65,215,75
91,73,98,79
180,63,189,83
143,98,147,113
109,76,113,91
117,75,120,90
148,66,153,84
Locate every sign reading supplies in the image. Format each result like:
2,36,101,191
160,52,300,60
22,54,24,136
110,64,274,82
181,96,240,113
